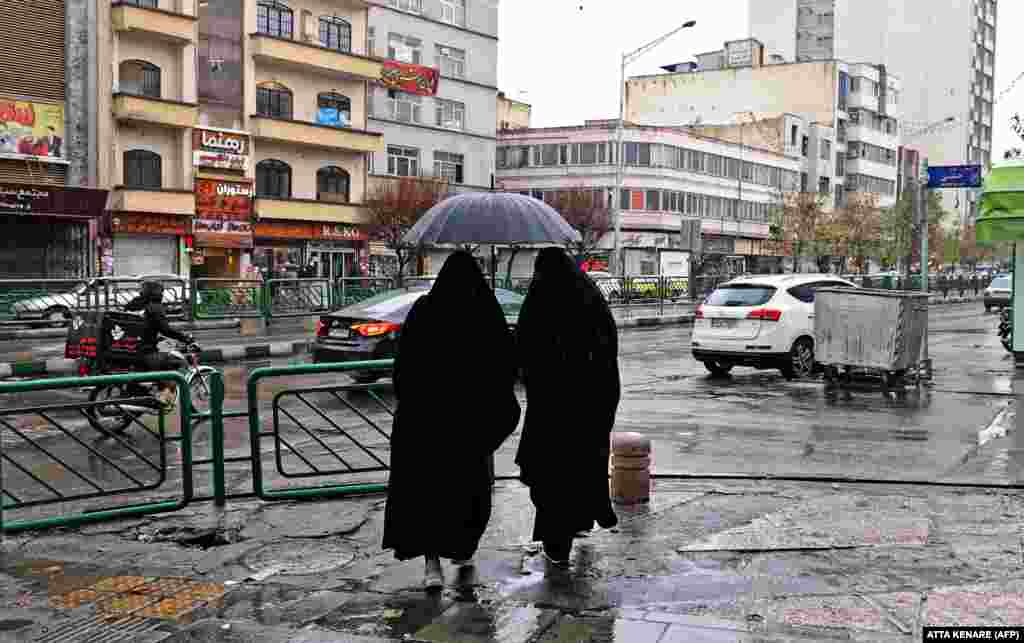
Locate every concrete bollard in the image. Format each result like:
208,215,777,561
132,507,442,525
610,432,651,504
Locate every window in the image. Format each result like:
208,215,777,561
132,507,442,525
388,90,422,123
541,144,557,166
436,45,466,78
388,33,422,64
319,16,351,52
256,159,292,198
123,150,161,189
316,166,350,202
801,135,809,156
819,177,830,194
317,92,350,127
646,189,660,211
580,143,597,164
836,152,845,177
791,125,798,146
434,151,464,184
368,27,375,56
119,60,161,98
387,145,419,177
435,98,465,130
256,83,292,119
388,0,421,12
440,0,465,26
124,0,157,6
820,139,831,161
497,146,528,169
834,184,845,207
257,0,293,38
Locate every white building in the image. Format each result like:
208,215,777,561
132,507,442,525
496,121,802,275
367,0,498,190
625,53,902,211
748,0,997,224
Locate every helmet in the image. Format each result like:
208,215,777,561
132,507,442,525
140,280,164,303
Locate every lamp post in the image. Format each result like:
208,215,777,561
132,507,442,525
612,19,696,275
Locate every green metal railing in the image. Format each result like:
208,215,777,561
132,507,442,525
0,371,193,533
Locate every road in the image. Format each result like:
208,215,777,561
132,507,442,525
1,302,1018,527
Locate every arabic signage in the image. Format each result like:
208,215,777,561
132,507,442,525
380,60,439,97
0,183,107,217
194,178,253,248
320,223,367,241
0,99,65,160
109,212,188,236
192,128,250,172
927,164,983,189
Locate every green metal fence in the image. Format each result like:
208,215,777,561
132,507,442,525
0,371,193,533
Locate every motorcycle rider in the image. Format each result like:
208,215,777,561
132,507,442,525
124,281,195,410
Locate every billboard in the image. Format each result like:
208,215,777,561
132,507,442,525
0,99,65,160
380,61,439,97
927,164,983,189
192,128,250,172
194,178,253,248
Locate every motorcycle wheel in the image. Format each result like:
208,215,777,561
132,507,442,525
86,384,138,436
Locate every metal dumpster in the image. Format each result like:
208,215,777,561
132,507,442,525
814,288,929,389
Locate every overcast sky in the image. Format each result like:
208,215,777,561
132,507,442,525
498,0,1023,159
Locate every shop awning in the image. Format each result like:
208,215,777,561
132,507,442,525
977,161,1024,244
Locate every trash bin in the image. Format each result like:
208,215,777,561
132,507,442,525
814,288,929,389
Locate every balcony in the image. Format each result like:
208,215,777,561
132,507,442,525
109,187,195,215
250,115,383,153
249,33,382,82
111,3,197,43
254,197,370,225
113,93,198,128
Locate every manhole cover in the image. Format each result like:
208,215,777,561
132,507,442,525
242,541,356,577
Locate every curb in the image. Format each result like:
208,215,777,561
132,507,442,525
0,340,310,379
0,319,241,341
620,315,694,329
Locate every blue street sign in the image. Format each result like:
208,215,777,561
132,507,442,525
926,164,983,189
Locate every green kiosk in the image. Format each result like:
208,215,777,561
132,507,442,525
977,160,1024,358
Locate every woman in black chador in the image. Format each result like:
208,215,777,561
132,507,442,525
515,247,621,567
382,250,521,590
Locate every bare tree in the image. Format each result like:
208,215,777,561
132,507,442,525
823,192,882,274
364,177,450,287
771,190,830,272
553,188,613,266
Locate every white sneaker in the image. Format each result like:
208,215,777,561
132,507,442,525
424,558,443,590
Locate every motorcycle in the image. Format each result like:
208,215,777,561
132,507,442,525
82,341,214,436
999,307,1012,353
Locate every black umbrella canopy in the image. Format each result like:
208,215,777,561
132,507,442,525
402,192,582,246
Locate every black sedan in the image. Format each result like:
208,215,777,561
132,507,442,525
312,284,524,383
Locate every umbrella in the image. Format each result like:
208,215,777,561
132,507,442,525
402,192,582,286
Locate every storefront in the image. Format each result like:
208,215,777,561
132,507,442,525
108,212,188,276
308,224,369,281
0,184,108,278
191,177,254,280
252,220,310,280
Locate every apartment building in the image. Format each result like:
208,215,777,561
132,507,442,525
749,0,997,224
625,47,902,212
496,121,802,275
98,0,384,280
367,0,498,190
497,91,530,131
0,0,108,278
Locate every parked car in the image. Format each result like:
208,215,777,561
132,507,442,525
983,274,1012,312
312,284,524,383
11,275,191,325
692,273,857,379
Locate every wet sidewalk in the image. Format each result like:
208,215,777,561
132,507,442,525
1,475,1023,642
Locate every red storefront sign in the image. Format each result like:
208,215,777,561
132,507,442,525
380,61,439,97
109,212,188,236
194,178,253,248
320,223,368,241
192,128,250,172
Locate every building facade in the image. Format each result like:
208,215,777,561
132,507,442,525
366,0,497,189
0,0,108,278
496,121,801,276
497,91,530,131
625,55,902,212
748,0,997,224
97,0,384,281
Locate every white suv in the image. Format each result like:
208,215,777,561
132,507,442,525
692,274,857,379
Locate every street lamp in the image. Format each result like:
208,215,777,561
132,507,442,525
612,19,697,275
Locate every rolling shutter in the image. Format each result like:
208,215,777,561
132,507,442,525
0,0,66,102
0,159,67,185
113,234,178,276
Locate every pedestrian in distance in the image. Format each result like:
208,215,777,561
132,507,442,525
515,247,621,569
382,250,521,591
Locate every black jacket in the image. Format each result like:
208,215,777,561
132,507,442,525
124,297,191,353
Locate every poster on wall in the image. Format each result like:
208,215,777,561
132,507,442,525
0,99,65,160
194,178,254,248
192,128,250,172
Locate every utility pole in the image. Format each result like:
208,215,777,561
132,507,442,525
903,175,916,286
920,176,932,380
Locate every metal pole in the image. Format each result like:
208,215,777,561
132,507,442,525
920,181,932,379
210,371,226,507
613,55,626,276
